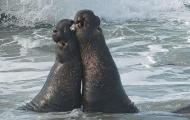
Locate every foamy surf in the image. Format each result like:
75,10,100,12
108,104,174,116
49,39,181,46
0,0,190,26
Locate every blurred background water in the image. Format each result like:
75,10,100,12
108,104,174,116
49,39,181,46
1,0,190,119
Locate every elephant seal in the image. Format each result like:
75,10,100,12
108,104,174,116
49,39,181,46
20,19,82,112
74,10,139,113
173,105,190,114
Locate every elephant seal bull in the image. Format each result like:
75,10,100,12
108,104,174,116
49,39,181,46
20,19,82,112
173,105,190,114
74,10,139,113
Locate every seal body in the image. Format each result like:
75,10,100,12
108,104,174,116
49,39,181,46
21,19,82,112
74,10,139,113
173,105,190,114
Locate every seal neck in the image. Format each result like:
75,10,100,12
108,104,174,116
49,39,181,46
55,34,79,63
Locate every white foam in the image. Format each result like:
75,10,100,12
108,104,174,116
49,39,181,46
110,41,150,52
0,71,49,82
0,60,53,71
106,36,126,44
148,45,169,53
131,91,190,103
120,67,190,86
0,40,17,47
139,45,169,66
112,44,169,69
187,35,190,43
130,96,153,103
114,57,141,69
0,83,43,95
1,0,189,26
13,34,52,49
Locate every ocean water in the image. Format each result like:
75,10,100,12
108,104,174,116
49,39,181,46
1,0,190,120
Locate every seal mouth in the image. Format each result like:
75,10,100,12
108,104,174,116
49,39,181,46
57,41,67,48
74,16,85,28
75,20,84,28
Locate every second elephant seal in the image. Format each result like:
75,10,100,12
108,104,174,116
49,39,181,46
74,10,139,113
173,105,190,114
20,19,82,112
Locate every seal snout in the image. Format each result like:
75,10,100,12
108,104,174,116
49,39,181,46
52,19,74,44
57,41,68,48
53,29,58,33
74,16,85,28
74,10,100,29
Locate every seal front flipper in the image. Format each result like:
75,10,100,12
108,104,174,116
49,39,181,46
17,102,41,112
19,19,82,112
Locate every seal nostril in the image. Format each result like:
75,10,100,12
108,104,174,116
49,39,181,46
58,41,67,48
62,42,66,46
53,29,58,33
62,42,68,47
76,20,84,28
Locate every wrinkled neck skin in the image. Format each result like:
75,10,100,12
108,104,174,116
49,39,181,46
75,26,104,55
55,31,79,64
75,26,113,74
55,45,69,64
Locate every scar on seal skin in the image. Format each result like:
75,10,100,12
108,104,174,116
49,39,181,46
74,10,139,113
19,19,82,112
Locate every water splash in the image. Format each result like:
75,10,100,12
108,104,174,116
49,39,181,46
0,0,190,26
